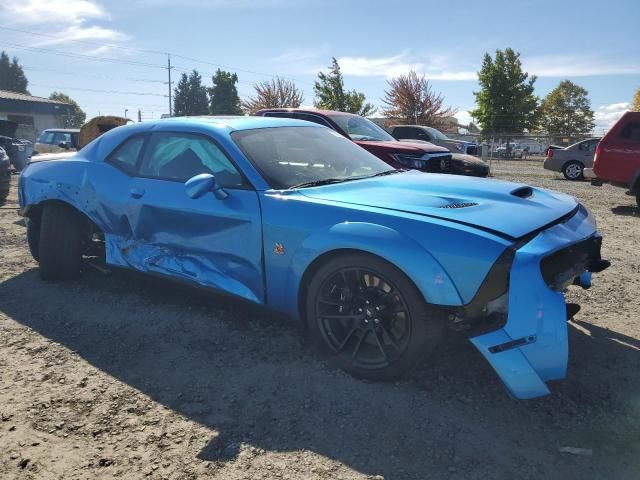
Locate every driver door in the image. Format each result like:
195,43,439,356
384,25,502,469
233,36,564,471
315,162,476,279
124,132,264,303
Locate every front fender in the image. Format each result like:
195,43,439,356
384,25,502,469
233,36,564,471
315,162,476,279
267,221,463,321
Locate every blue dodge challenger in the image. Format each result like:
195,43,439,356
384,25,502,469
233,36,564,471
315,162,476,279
18,116,609,399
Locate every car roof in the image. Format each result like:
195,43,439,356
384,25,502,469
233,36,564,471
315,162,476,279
42,128,80,133
141,115,318,131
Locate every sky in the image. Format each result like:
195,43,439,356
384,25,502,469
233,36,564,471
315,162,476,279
0,0,638,133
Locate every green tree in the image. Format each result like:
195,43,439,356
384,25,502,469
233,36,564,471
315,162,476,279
49,92,86,128
314,58,376,116
539,80,595,135
0,51,29,94
471,48,539,134
382,70,456,125
242,77,304,114
208,69,242,115
633,87,640,112
173,70,209,116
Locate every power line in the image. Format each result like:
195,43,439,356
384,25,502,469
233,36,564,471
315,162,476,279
29,83,168,97
23,66,166,84
2,42,166,69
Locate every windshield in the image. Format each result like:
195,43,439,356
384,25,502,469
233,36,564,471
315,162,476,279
328,114,395,142
424,127,449,141
232,126,395,189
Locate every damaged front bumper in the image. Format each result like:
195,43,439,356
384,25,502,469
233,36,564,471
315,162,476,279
469,205,608,399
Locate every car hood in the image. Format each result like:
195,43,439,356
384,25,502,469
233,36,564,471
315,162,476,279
355,140,449,154
299,170,577,239
447,139,476,146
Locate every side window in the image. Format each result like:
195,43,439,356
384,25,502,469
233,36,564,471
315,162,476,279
413,128,430,141
38,131,55,144
295,113,331,128
394,127,412,139
620,122,640,141
139,133,244,187
107,135,146,175
54,132,71,145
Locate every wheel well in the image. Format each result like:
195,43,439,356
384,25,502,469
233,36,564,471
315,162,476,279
297,248,425,328
26,200,104,242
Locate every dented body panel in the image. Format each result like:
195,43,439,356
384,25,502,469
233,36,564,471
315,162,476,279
19,116,606,399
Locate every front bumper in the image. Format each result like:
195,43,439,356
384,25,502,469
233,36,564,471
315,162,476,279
469,206,605,399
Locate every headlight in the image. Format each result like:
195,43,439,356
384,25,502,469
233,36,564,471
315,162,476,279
392,153,426,169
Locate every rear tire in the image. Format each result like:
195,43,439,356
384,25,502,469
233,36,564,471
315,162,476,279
562,161,584,180
305,253,444,380
38,203,83,281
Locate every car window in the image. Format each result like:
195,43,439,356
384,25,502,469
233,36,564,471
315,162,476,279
232,126,393,190
620,122,640,141
107,135,146,175
53,132,72,145
139,132,244,186
295,113,332,127
38,131,55,144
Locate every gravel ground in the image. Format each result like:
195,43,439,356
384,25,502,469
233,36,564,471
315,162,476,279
1,160,639,480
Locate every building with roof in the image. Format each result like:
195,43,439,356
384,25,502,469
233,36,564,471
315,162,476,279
0,90,74,142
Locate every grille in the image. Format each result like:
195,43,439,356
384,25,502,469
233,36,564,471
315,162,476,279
540,236,601,290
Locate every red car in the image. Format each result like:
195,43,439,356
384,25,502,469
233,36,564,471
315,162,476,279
591,111,640,207
256,108,452,173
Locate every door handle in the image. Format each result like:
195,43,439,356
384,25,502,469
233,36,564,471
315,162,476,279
130,187,145,199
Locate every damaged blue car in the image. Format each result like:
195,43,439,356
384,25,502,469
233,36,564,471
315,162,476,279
18,116,609,399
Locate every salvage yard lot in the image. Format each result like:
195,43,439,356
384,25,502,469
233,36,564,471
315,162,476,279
1,160,639,480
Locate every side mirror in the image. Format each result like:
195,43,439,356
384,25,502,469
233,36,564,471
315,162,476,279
184,173,228,200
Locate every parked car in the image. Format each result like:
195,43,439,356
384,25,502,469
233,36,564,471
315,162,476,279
0,119,33,171
19,116,609,399
494,143,521,158
34,128,80,155
0,146,10,204
446,153,489,177
388,125,479,156
543,138,600,180
256,108,452,173
29,117,129,165
589,112,640,207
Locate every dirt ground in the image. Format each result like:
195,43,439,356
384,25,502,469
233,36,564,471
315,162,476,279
1,160,639,480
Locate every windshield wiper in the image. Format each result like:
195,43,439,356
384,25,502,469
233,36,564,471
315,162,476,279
369,169,406,177
287,178,350,189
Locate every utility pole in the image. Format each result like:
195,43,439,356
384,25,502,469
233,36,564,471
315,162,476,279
167,53,173,117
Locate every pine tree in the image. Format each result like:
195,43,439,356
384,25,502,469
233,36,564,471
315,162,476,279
471,48,539,134
208,69,242,115
173,70,209,117
314,58,375,116
0,51,29,94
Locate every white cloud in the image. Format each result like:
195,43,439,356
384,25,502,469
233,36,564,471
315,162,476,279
523,55,640,77
0,0,129,47
1,0,108,25
594,102,630,133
